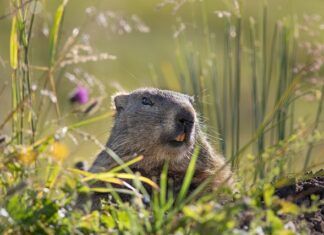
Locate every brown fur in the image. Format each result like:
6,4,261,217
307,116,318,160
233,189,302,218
88,88,233,209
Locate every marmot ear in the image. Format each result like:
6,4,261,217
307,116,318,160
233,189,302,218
112,92,129,112
187,95,195,104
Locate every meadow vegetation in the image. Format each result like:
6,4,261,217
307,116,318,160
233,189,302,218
0,0,323,234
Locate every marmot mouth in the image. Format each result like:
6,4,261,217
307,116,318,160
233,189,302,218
169,133,187,147
175,133,186,142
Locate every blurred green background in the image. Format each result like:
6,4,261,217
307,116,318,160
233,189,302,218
0,0,323,171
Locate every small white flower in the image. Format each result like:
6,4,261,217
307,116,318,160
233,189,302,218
0,208,9,217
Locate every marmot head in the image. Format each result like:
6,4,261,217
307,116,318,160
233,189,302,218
110,88,197,162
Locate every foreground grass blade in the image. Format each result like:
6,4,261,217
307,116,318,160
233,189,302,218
69,162,159,189
176,146,200,204
46,164,61,189
49,0,68,65
0,94,31,131
90,187,135,195
10,15,18,70
68,111,113,129
160,161,169,207
304,84,324,170
109,156,144,173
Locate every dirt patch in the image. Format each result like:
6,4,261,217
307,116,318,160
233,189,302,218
275,173,324,234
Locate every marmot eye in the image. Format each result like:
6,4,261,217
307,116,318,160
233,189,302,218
142,97,153,106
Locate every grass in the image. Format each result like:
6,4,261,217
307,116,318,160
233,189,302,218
0,0,323,234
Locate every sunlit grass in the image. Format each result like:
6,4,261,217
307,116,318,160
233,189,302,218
0,0,323,234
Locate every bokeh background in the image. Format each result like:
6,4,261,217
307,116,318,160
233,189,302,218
1,0,323,173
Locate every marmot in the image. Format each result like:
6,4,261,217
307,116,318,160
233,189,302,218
88,88,233,209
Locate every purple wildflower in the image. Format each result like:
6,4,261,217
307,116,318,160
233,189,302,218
70,86,89,104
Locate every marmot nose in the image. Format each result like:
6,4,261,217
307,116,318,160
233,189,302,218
176,110,194,131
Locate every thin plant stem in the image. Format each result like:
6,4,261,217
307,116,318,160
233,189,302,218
304,84,324,170
232,17,241,169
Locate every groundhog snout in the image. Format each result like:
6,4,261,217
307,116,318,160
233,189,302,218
173,108,195,142
176,110,194,134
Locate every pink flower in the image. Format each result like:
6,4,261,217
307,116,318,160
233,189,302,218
70,86,89,104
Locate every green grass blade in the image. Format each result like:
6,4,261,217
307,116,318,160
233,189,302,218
236,65,308,159
304,84,324,170
159,160,169,207
90,187,135,195
10,15,18,70
109,156,144,173
46,163,61,189
68,111,113,129
232,17,242,168
49,0,68,65
175,146,200,204
0,94,30,131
